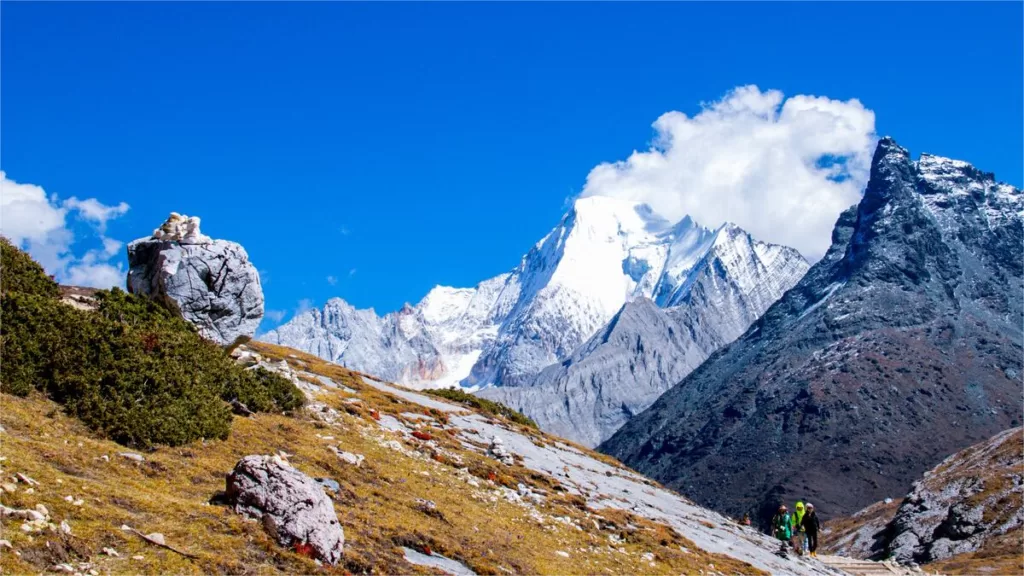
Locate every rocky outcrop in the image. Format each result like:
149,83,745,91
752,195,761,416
602,138,1023,519
225,455,344,565
886,427,1023,564
127,213,263,347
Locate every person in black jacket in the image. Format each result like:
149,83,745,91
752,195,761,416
802,502,822,557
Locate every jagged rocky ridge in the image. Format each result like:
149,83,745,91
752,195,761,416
601,138,1023,520
479,222,808,447
263,197,808,400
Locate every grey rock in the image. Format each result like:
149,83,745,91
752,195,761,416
225,455,344,564
883,427,1023,564
229,399,253,417
602,138,1023,518
315,478,340,493
127,214,263,347
118,452,145,462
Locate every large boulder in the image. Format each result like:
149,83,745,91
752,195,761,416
225,455,344,564
127,213,263,347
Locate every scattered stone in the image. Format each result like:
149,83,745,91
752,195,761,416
119,452,145,462
60,520,72,534
329,447,364,467
146,533,165,545
1,483,16,493
102,547,120,557
315,478,340,493
132,555,144,561
50,563,75,573
0,539,12,550
225,455,344,565
127,213,264,347
16,473,39,486
555,550,570,558
230,399,254,417
488,436,514,466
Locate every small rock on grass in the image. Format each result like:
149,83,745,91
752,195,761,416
119,453,145,462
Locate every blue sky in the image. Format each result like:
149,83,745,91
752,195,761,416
2,2,1021,331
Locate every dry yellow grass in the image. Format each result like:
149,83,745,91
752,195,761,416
0,342,764,575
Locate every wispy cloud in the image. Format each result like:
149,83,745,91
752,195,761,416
348,268,357,277
339,226,351,236
326,275,337,286
581,85,876,261
296,298,315,316
0,171,130,288
265,309,286,323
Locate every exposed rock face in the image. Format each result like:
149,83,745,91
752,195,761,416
601,138,1023,519
480,225,807,447
885,427,1023,564
225,455,344,565
127,213,263,347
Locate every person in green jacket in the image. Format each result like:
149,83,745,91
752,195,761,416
771,505,792,556
790,501,807,556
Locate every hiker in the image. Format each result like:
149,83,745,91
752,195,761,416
802,502,822,557
790,501,807,556
741,513,751,527
771,505,792,556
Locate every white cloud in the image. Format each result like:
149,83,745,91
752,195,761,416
265,309,286,323
348,268,357,277
64,261,125,289
326,275,337,286
63,197,130,232
581,85,876,260
0,171,130,288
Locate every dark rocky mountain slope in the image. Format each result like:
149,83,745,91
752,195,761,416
600,137,1023,521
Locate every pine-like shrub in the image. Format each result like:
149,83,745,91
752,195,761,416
425,387,538,429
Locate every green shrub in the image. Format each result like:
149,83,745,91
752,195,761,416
425,387,538,429
0,237,60,298
0,243,304,448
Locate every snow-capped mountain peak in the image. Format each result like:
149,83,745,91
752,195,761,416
263,195,808,396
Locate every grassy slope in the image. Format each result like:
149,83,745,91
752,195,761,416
1,341,762,575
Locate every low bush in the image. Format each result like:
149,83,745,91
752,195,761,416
425,387,538,429
0,239,303,448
